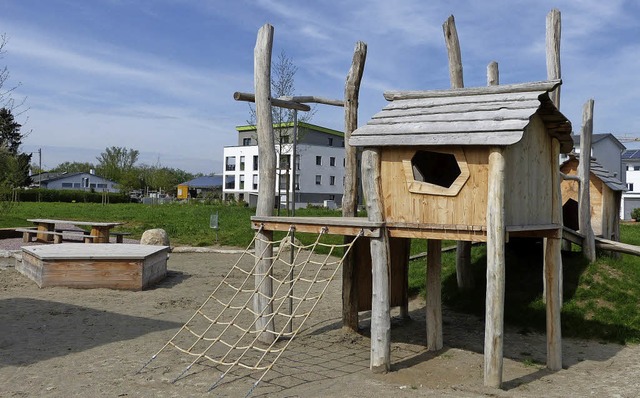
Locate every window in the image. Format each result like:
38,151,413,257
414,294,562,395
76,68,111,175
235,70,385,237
296,155,300,170
328,137,333,146
315,175,322,185
73,183,81,188
253,155,259,171
635,166,640,171
239,175,245,190
225,156,236,171
316,156,322,165
253,175,258,190
628,183,634,192
62,182,72,188
89,183,96,188
239,156,245,171
329,194,335,201
242,137,251,146
330,176,336,185
294,174,300,190
225,176,235,189
330,157,336,166
97,183,107,188
402,148,469,196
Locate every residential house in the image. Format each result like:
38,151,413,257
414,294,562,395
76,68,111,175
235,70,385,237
223,122,346,208
32,170,119,193
622,149,640,219
177,175,223,199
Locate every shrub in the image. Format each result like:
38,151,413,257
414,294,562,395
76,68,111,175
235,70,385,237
632,208,640,221
15,188,130,203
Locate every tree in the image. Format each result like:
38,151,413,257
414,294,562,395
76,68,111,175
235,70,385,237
96,146,139,189
0,107,22,154
49,161,96,174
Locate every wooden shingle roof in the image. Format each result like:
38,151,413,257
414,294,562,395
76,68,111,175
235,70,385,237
350,80,573,152
563,153,627,192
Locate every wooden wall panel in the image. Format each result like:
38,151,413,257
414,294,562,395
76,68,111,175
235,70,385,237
504,115,553,226
380,146,489,227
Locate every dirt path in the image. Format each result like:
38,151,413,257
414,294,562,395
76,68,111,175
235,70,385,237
1,251,639,397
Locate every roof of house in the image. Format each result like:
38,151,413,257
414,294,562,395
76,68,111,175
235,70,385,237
349,80,573,152
235,121,344,137
572,133,626,150
179,175,223,188
562,153,627,191
622,149,640,160
32,171,115,184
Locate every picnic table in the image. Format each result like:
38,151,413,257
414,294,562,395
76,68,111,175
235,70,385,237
26,219,124,243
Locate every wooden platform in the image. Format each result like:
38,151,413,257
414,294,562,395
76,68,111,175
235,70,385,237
17,244,170,290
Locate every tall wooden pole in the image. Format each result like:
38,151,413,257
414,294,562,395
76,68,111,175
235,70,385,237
362,148,390,373
579,99,597,262
253,23,276,344
487,61,499,86
544,8,564,371
443,15,474,293
443,15,463,88
546,9,561,108
342,41,367,331
484,147,506,388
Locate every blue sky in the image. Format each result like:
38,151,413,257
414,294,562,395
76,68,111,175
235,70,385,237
2,0,639,173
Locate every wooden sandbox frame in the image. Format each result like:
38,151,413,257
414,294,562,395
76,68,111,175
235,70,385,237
18,244,170,290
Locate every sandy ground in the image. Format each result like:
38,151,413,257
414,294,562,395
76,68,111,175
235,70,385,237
1,245,640,397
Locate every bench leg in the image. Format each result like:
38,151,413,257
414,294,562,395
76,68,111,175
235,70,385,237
116,235,124,243
54,234,63,244
83,236,94,244
23,232,32,243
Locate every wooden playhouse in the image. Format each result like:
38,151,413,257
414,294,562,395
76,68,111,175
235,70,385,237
349,80,572,386
560,153,626,241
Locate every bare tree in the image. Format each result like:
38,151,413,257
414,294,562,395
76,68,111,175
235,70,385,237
248,50,315,213
0,34,27,113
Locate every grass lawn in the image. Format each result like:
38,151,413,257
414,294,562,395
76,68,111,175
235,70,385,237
3,201,640,343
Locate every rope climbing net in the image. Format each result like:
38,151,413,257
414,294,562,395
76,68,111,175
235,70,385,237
138,225,362,396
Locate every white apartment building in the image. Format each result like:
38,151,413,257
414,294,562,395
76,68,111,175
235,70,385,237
223,122,347,209
622,149,640,219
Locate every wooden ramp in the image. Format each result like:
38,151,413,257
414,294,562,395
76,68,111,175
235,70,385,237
563,227,640,256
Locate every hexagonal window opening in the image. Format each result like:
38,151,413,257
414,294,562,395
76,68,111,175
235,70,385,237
411,150,461,189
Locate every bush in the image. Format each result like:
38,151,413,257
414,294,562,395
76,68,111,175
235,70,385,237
15,188,130,203
632,208,640,221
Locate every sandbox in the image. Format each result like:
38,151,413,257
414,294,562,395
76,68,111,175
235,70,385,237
18,243,170,290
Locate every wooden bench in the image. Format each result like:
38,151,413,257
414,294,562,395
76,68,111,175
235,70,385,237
17,228,97,244
110,231,132,243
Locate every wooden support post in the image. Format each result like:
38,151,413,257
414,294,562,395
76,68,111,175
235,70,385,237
253,23,276,344
484,147,506,388
342,41,367,331
579,99,596,262
443,15,474,292
362,148,390,373
426,239,443,351
545,138,563,370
